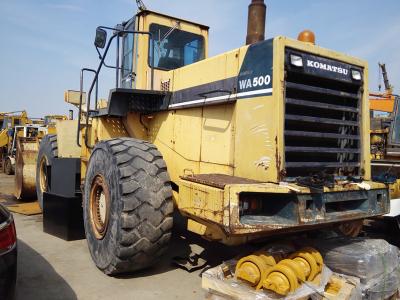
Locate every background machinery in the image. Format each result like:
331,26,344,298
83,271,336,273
39,0,389,275
0,111,30,173
370,63,400,219
12,115,68,200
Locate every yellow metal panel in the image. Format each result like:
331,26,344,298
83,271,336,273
173,108,202,161
172,49,239,91
153,138,200,186
94,117,128,143
178,179,225,224
233,96,278,182
201,104,235,166
123,112,148,140
55,120,81,158
199,161,233,176
187,219,207,235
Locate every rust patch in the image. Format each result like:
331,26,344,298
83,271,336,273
275,135,282,181
181,174,262,189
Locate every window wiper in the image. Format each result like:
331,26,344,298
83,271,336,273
160,21,180,43
156,21,181,54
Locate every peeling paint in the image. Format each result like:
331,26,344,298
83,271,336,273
254,156,271,170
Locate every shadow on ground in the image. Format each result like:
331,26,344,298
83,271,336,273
16,240,77,300
115,214,257,280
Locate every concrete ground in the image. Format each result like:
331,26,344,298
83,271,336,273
0,173,241,300
1,172,398,299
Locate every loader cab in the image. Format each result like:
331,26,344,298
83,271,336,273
121,10,209,90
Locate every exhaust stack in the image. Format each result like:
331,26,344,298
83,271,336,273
246,0,266,45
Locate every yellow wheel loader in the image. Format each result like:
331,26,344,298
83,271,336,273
3,125,48,198
11,115,68,201
0,111,31,173
39,0,389,275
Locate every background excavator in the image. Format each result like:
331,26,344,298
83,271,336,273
370,63,400,221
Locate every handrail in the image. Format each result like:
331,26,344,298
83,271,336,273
84,28,155,149
77,68,97,147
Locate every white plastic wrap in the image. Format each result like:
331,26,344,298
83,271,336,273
202,259,332,300
311,237,400,298
363,265,400,300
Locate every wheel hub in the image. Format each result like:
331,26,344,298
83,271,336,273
89,175,110,239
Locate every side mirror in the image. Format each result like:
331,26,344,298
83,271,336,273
94,28,107,49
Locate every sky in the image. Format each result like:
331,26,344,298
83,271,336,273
0,0,399,117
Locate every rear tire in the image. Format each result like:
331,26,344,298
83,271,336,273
83,138,173,275
36,135,58,209
4,157,14,175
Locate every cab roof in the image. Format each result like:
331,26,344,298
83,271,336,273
136,9,210,30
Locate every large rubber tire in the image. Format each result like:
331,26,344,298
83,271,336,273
83,138,173,275
4,157,14,175
36,135,58,209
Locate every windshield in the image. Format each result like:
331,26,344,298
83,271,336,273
149,23,205,70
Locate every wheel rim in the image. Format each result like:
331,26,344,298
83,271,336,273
39,156,49,193
89,175,110,239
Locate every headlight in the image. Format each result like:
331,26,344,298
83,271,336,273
290,54,303,67
351,69,362,81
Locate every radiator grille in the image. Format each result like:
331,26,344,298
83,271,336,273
284,51,363,178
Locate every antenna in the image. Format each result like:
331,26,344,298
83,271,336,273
136,0,147,11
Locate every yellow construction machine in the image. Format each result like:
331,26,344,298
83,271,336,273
38,0,389,275
10,125,48,199
10,115,68,199
0,111,31,173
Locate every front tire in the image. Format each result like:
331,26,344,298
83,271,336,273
36,135,58,209
83,138,173,275
4,157,14,175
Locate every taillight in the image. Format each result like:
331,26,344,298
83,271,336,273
0,219,16,252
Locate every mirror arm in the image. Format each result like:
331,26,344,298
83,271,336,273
95,47,103,60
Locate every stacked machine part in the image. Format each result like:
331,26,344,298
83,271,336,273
235,247,323,295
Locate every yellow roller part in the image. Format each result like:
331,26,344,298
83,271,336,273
278,259,306,282
300,247,323,272
264,263,299,295
289,251,319,281
255,251,280,266
236,254,270,289
291,257,311,278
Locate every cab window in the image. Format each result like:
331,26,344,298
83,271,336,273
149,23,205,70
121,18,136,88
